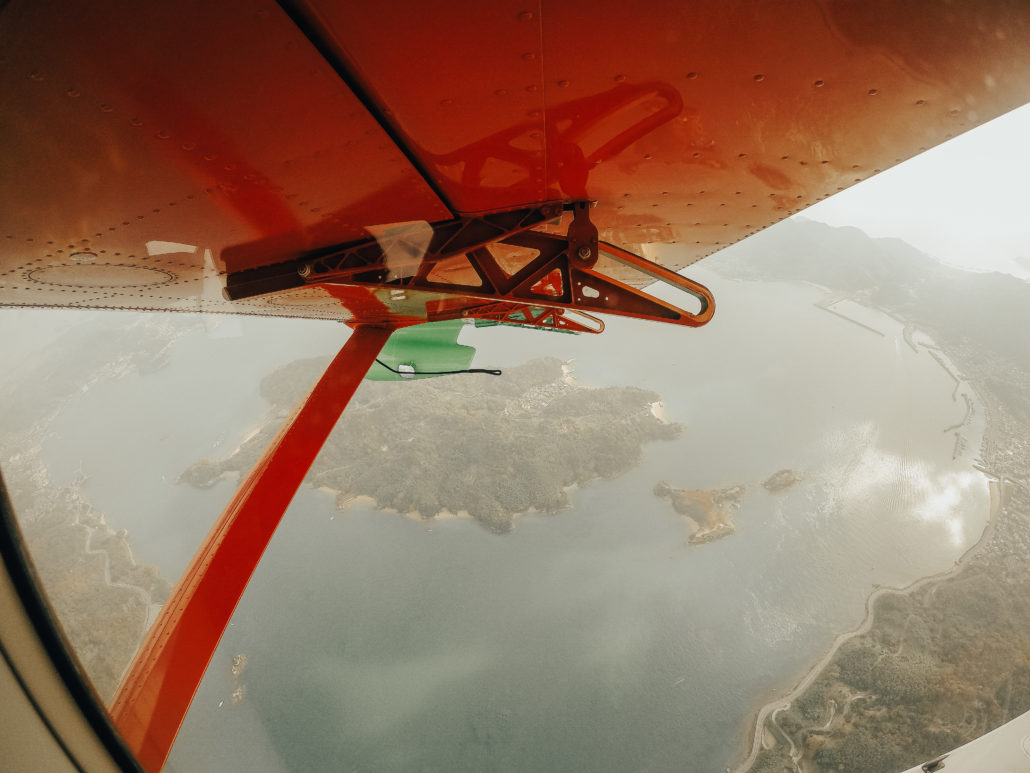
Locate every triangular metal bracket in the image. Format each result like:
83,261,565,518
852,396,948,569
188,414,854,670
224,200,714,329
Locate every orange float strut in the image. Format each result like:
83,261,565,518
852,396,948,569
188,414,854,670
110,324,394,771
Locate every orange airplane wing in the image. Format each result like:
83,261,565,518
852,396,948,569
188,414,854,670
2,0,1029,324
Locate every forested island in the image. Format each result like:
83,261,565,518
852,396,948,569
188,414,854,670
716,220,1030,773
181,357,680,533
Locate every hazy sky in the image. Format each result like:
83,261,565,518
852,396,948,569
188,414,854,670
797,102,1030,279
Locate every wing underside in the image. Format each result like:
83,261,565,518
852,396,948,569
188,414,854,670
2,0,1029,323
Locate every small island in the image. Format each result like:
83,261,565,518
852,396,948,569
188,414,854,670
182,357,681,534
654,480,746,544
762,469,802,492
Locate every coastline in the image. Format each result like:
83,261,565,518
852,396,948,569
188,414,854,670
650,400,670,424
731,475,1002,773
226,423,265,458
726,296,994,773
317,489,474,523
316,481,584,526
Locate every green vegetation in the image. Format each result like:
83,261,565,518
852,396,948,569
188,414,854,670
182,357,680,533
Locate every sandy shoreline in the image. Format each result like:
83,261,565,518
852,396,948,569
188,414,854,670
225,423,264,458
316,489,474,522
317,481,584,525
730,476,1003,773
650,400,670,424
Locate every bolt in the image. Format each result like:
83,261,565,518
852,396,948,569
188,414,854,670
298,263,312,278
577,246,592,260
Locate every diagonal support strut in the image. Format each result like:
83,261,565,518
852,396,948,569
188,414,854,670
110,324,394,772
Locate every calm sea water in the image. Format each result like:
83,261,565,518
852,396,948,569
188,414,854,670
32,267,988,772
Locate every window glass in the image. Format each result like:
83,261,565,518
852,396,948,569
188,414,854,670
162,250,1005,772
0,310,346,703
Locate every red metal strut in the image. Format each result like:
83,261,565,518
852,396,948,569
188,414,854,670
110,324,394,772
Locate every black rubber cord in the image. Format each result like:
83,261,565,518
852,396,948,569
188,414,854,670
374,359,502,377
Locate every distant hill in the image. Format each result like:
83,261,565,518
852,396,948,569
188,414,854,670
707,217,1030,420
708,217,943,297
